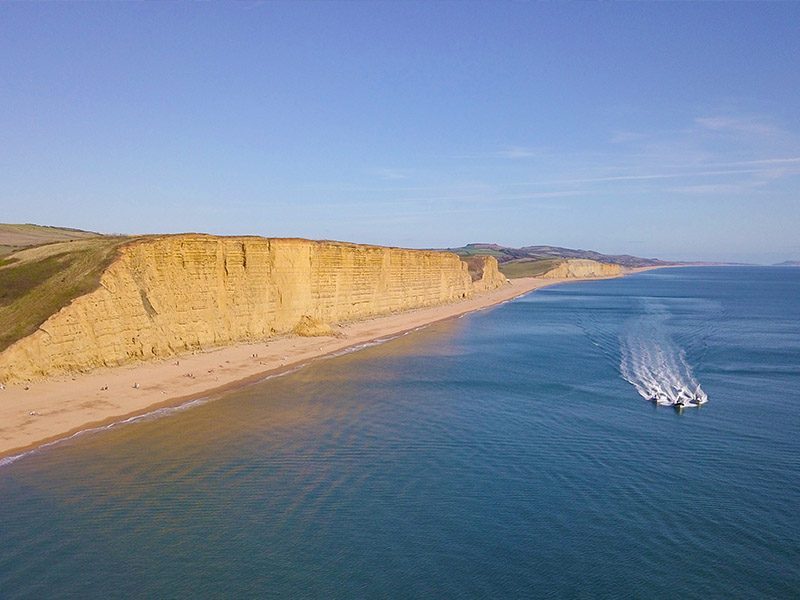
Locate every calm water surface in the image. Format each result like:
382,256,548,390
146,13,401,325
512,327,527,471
1,267,798,598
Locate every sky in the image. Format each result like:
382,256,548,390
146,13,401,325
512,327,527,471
1,2,799,263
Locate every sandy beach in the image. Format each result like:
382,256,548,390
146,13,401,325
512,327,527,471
0,271,647,461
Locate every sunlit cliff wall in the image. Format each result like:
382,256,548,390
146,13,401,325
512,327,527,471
539,259,623,279
0,235,505,382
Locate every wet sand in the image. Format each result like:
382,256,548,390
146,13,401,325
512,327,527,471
0,271,652,460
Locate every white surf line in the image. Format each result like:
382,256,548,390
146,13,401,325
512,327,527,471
1,321,452,469
0,395,214,468
0,359,327,470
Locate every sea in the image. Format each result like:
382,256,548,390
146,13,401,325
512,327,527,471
1,267,798,599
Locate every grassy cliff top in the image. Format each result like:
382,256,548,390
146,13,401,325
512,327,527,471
498,259,563,279
0,223,102,256
0,236,132,353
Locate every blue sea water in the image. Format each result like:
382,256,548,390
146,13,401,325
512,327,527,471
0,267,798,599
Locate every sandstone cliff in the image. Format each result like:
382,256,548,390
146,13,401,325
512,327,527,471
462,255,509,291
0,235,505,382
539,259,623,279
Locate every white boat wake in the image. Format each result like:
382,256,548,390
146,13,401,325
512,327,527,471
618,306,707,408
574,289,714,409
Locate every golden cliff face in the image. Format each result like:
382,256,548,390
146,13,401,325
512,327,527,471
539,259,622,279
464,255,508,291
0,235,505,382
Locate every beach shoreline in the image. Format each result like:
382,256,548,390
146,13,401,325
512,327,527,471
0,267,663,462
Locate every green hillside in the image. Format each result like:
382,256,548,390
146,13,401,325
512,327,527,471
0,233,131,352
446,243,669,268
0,223,102,257
498,259,563,279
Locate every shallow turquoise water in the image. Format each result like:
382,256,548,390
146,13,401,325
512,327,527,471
1,267,798,598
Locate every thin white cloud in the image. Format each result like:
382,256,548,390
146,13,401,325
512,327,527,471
374,168,410,180
298,156,800,201
339,189,586,207
239,1,269,10
519,166,800,187
409,190,585,203
496,146,540,159
609,131,646,144
294,112,799,206
695,115,781,137
668,183,757,195
725,156,800,166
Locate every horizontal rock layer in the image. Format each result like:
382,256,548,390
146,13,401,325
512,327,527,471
0,235,505,382
539,259,622,279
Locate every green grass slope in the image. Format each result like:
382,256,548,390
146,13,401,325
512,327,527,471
0,223,101,257
499,258,563,279
0,236,131,352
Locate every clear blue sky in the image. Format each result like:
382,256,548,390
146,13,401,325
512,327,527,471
2,2,799,263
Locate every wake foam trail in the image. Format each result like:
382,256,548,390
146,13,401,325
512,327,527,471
574,287,711,409
618,304,707,407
